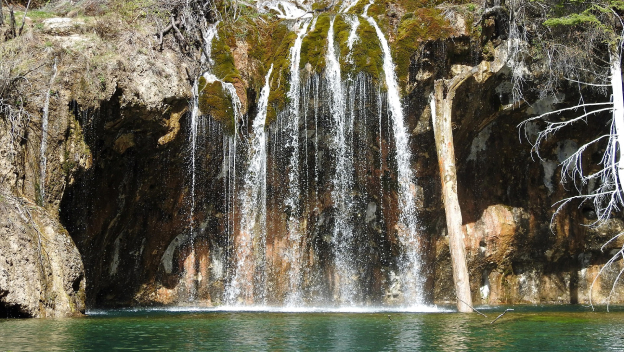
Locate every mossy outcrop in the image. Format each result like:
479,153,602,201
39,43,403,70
198,77,236,133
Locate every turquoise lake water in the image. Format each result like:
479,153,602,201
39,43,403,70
1,305,623,351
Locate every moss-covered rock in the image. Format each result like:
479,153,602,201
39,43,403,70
339,15,384,82
393,8,453,86
300,15,331,73
211,26,242,83
198,76,235,134
265,24,298,125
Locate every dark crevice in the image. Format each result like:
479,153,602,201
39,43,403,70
0,291,31,318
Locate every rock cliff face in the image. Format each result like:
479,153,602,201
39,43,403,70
2,2,623,314
0,194,85,317
0,13,195,315
410,37,624,305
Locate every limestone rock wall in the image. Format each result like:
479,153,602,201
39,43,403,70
0,193,85,317
0,14,196,315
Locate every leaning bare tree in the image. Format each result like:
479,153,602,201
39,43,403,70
431,68,478,313
513,0,624,309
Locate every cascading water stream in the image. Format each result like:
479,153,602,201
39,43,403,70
189,22,218,245
166,1,429,308
284,18,312,306
196,72,243,261
189,81,200,236
345,15,360,54
363,3,424,304
339,0,360,14
218,78,242,299
178,23,219,301
39,58,57,204
326,17,357,304
226,65,274,305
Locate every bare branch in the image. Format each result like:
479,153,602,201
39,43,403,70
600,231,624,252
456,295,488,317
606,261,624,312
589,247,624,310
18,0,31,36
490,309,514,324
520,102,613,125
564,78,610,87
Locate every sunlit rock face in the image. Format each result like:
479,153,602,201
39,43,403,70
0,195,85,318
412,35,624,304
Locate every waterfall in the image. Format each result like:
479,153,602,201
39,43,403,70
197,22,246,305
189,81,200,236
179,23,219,302
226,65,274,305
167,3,429,308
201,22,219,65
39,58,57,205
326,17,357,304
339,0,360,14
190,23,218,240
345,15,360,54
284,18,312,306
364,6,424,304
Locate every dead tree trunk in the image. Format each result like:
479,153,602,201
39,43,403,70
18,0,31,36
431,69,476,313
1,0,4,27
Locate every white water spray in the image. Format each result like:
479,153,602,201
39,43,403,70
226,65,274,305
284,18,312,306
39,58,57,204
191,23,219,236
364,4,423,304
345,15,360,53
326,17,357,304
339,0,360,14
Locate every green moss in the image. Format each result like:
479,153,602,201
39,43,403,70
198,76,236,134
334,14,351,62
312,0,333,11
222,17,251,44
345,16,384,81
15,10,56,20
366,2,386,17
248,20,289,71
265,25,298,125
300,15,331,73
392,8,453,85
346,1,366,15
244,20,297,124
211,26,242,83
